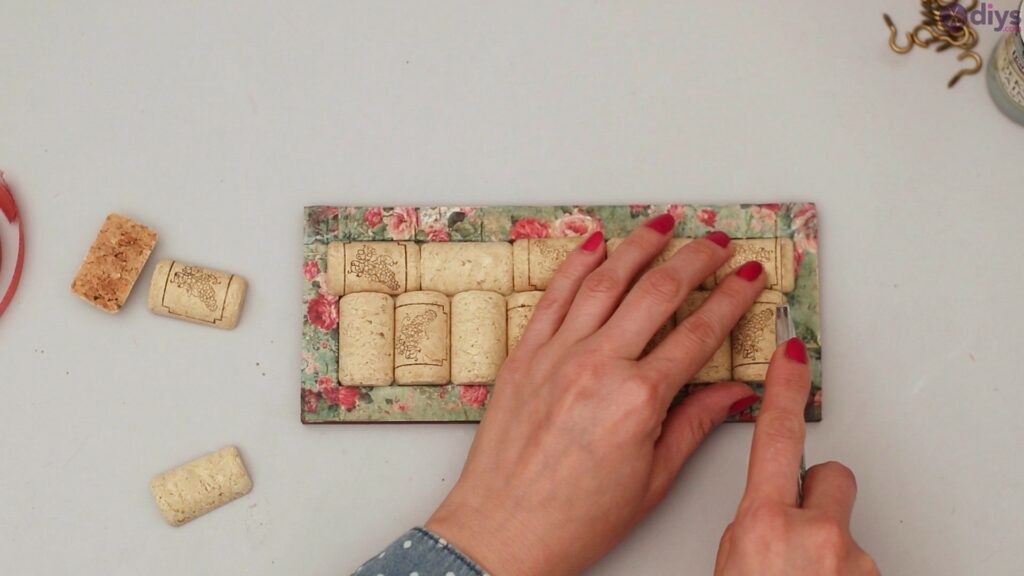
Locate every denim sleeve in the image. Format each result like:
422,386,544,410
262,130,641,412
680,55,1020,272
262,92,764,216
353,527,487,576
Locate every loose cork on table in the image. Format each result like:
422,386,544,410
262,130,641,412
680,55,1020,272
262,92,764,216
512,238,584,291
506,290,543,353
676,291,733,383
732,289,787,382
338,292,395,386
420,242,514,296
451,291,507,385
71,214,158,313
394,291,450,385
150,446,252,527
147,261,247,330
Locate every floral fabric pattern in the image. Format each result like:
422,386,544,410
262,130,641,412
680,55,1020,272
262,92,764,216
302,204,822,423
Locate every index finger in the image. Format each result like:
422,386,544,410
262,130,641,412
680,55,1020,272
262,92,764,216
742,337,811,506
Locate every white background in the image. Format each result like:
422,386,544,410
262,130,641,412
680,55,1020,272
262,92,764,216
2,1,1022,574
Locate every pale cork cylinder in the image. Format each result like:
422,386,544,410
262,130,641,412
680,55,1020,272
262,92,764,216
338,292,395,386
512,238,584,291
325,241,420,296
451,291,507,385
420,242,513,296
148,261,247,330
71,213,158,313
150,446,253,527
706,238,795,293
675,291,732,383
506,291,544,354
394,291,450,385
606,237,691,268
731,290,786,382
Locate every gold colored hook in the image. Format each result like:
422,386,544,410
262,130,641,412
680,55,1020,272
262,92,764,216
884,14,915,54
948,49,982,88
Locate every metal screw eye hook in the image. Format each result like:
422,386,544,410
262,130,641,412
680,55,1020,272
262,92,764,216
948,50,982,88
885,14,915,53
911,24,941,48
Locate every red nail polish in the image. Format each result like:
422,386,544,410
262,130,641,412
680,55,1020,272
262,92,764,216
736,261,763,282
705,231,731,248
728,394,760,416
581,231,604,252
785,338,808,364
644,213,676,235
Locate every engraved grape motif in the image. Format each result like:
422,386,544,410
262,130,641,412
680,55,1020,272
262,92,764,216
348,246,401,291
734,308,774,361
171,266,221,311
397,309,439,360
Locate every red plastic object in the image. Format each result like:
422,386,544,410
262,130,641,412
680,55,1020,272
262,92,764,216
0,172,25,318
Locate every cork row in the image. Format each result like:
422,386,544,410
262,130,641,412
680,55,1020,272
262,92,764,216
326,236,795,297
330,237,796,387
336,287,787,387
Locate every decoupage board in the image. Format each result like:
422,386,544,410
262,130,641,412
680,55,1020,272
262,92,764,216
301,204,821,424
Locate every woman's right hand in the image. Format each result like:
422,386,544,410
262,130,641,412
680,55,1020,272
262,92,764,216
715,339,879,576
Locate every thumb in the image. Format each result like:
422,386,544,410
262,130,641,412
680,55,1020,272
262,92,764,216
647,382,757,506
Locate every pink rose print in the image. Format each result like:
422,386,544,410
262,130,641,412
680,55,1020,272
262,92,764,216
792,204,818,268
318,377,360,411
303,261,320,281
760,203,781,212
552,213,600,237
364,207,384,228
666,204,686,222
696,208,717,228
425,222,450,242
394,401,409,413
387,207,419,240
307,293,339,331
303,389,320,412
302,351,317,375
509,217,551,240
459,385,489,408
629,204,647,212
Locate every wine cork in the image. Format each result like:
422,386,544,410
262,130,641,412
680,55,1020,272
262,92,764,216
150,446,253,527
731,290,786,382
707,238,795,293
326,241,420,296
451,291,507,385
512,238,584,291
71,214,158,313
507,291,544,354
606,237,691,267
420,242,514,296
675,291,732,383
338,292,395,386
395,291,450,385
147,261,247,330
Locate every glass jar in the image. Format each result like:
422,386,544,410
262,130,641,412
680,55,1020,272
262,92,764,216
987,1,1024,125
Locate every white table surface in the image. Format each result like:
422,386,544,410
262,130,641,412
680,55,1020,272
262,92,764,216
2,2,1022,574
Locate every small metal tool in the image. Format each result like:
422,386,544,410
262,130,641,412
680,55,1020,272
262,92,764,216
775,304,807,505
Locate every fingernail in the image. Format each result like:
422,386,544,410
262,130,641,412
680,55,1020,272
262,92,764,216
736,261,763,282
785,337,808,364
644,213,676,235
705,231,731,248
728,394,760,416
581,231,604,252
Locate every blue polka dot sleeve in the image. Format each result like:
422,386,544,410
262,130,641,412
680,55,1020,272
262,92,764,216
353,527,487,576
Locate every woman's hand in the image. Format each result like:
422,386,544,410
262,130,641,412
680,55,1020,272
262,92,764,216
426,214,768,575
714,340,879,575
